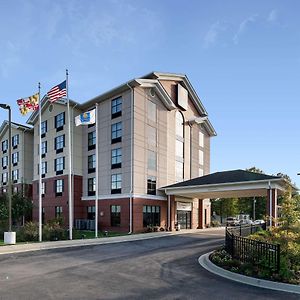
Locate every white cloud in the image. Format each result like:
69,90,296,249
203,21,227,48
267,9,278,23
233,14,258,44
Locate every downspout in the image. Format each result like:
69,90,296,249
127,83,134,234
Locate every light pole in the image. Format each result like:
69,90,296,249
253,197,256,221
0,103,15,244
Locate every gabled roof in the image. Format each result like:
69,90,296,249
0,121,32,140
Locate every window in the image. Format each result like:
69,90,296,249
148,101,156,122
199,131,204,148
41,141,47,156
147,150,156,171
41,161,47,176
88,154,96,173
87,206,95,220
2,140,8,153
2,172,8,184
12,134,19,148
199,168,204,177
176,111,184,138
88,177,96,196
147,125,156,146
12,169,19,182
111,174,121,194
111,122,122,144
111,148,122,169
55,179,64,196
111,97,122,118
55,157,65,174
176,140,184,159
88,131,96,150
41,120,47,136
199,150,204,166
143,205,160,227
12,152,19,165
55,135,65,153
147,176,156,195
2,156,8,168
55,112,65,130
55,206,63,218
111,205,121,226
176,161,184,182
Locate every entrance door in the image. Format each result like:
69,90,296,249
177,210,191,229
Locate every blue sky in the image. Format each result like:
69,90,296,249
0,0,299,187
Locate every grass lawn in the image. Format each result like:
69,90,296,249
73,230,127,239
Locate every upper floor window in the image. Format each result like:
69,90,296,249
12,152,19,165
111,174,121,194
41,120,47,136
88,131,96,150
41,161,47,176
111,122,122,144
199,149,204,166
176,161,184,182
2,172,8,184
111,148,122,169
12,169,19,182
2,140,8,153
147,176,156,195
148,101,156,122
12,134,19,148
55,135,65,153
41,182,46,196
55,112,65,131
176,111,184,139
111,97,122,119
2,156,8,168
88,177,96,196
41,141,47,156
147,125,157,147
88,154,96,173
55,157,65,174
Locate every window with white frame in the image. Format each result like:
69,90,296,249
111,97,122,118
12,152,19,165
198,168,204,177
41,161,47,175
55,112,65,129
2,172,8,183
12,134,19,147
88,131,96,149
55,135,65,151
176,161,184,182
111,148,122,168
111,122,122,143
55,179,64,194
2,140,8,152
12,169,19,182
175,111,185,182
111,174,121,193
41,141,47,155
41,182,46,195
88,154,96,171
176,111,184,138
148,101,156,122
2,156,8,168
55,206,63,218
88,177,96,196
55,157,65,172
111,205,121,226
41,120,47,135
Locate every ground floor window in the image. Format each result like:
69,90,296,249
55,206,63,218
87,206,95,220
111,205,121,226
143,205,160,227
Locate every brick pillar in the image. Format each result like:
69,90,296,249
198,199,204,229
267,188,278,226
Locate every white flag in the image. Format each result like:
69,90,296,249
75,109,96,126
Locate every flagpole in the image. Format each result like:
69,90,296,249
38,83,42,242
95,103,99,238
66,69,73,240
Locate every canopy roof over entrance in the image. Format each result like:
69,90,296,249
161,170,294,199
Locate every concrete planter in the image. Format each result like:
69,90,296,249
4,232,16,245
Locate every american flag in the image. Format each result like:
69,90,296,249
47,80,67,102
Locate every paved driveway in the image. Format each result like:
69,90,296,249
0,229,298,300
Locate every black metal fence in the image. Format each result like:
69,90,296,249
225,225,280,272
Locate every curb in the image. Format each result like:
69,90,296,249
0,227,224,255
198,251,300,295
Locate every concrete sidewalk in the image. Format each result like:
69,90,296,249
0,227,225,255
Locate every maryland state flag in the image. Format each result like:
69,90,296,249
17,93,39,115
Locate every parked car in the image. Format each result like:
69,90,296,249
238,219,253,225
226,217,239,226
253,219,265,225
